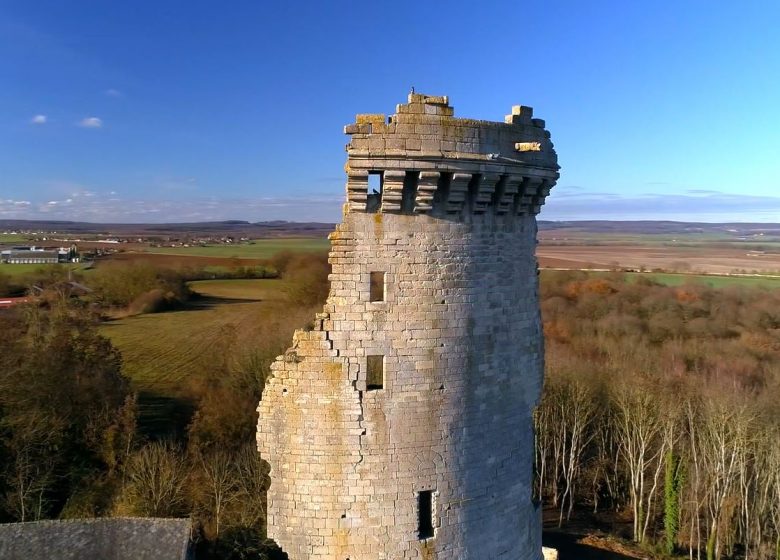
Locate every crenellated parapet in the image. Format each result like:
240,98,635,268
343,93,559,217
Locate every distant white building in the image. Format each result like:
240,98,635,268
0,246,78,265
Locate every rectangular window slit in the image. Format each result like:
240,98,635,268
370,271,385,302
366,355,384,391
367,172,383,213
400,171,419,214
465,173,481,213
418,490,434,540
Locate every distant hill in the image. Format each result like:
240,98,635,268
0,220,335,238
3,219,780,238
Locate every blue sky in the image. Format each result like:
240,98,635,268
1,0,779,223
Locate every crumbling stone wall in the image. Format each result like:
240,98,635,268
257,93,559,560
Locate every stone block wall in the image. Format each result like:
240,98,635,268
0,518,192,560
257,93,559,560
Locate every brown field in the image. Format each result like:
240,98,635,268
536,244,780,274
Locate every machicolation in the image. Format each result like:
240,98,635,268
256,92,560,559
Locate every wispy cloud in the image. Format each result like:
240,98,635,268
3,187,779,224
104,88,122,97
686,189,722,195
154,176,198,192
78,117,102,128
30,114,47,125
544,189,780,222
0,194,343,223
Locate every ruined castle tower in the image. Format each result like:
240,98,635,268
257,93,559,560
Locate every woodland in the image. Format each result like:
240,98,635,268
0,261,778,559
537,271,780,560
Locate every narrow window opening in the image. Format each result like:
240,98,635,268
491,175,508,213
366,355,384,391
370,271,385,302
400,171,419,214
465,173,482,214
418,490,435,540
432,172,452,215
367,172,383,213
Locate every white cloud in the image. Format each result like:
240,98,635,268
30,114,47,125
543,189,780,222
104,88,122,97
0,194,344,222
78,117,103,128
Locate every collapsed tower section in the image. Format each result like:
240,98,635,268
257,93,559,559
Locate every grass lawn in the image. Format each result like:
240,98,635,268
0,233,31,243
189,278,285,299
0,264,46,277
99,278,296,435
101,279,287,390
144,238,330,259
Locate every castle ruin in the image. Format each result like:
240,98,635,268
257,93,559,559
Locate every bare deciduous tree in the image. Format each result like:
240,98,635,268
119,441,189,517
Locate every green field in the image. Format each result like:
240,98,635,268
99,278,303,434
101,279,286,391
0,264,46,277
0,263,86,277
145,238,330,259
634,272,780,288
109,272,779,394
0,233,30,243
540,269,780,289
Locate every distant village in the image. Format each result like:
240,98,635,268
0,229,256,266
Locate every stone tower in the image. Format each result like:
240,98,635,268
257,93,559,560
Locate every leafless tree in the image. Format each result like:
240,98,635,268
120,441,189,517
197,450,239,538
554,376,597,525
613,381,670,543
696,398,757,560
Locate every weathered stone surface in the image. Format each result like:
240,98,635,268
515,142,542,152
0,518,192,560
257,93,559,559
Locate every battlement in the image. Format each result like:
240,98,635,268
344,93,559,216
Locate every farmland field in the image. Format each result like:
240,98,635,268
540,269,780,289
144,237,329,259
630,271,780,288
535,243,780,275
101,279,287,391
0,233,30,243
103,251,268,271
140,234,780,276
99,278,312,434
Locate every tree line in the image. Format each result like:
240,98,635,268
535,271,780,559
2,259,777,559
0,253,328,559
